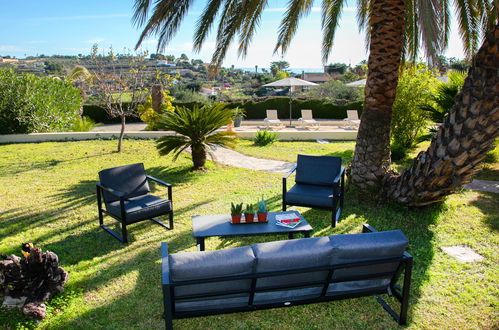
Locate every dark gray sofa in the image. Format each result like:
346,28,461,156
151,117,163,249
161,225,412,329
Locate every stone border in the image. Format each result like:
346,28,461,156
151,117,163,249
0,130,357,144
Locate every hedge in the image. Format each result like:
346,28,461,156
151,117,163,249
83,98,363,123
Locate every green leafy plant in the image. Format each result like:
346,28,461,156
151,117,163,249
257,196,267,213
419,70,466,123
137,91,176,130
244,203,255,215
254,129,278,146
156,103,238,170
71,116,99,132
0,68,82,134
391,64,439,159
230,202,244,216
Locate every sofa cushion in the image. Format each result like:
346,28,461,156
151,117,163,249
295,155,341,186
99,163,150,203
251,237,332,304
327,230,408,295
285,184,334,208
106,194,171,224
169,246,255,301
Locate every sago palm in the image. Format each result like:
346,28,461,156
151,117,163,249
156,104,238,170
133,0,497,205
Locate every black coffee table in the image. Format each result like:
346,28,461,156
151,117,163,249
191,211,313,251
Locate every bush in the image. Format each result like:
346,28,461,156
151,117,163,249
391,64,439,154
0,69,82,134
71,116,99,132
137,91,175,130
254,130,278,146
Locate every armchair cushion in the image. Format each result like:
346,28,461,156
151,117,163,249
98,163,150,203
106,194,171,224
295,155,341,186
285,184,334,208
327,230,409,295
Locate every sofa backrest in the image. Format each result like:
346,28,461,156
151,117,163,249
98,163,150,203
295,155,341,186
327,230,408,296
251,237,332,305
168,246,255,312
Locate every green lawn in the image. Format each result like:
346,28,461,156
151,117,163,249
0,139,497,329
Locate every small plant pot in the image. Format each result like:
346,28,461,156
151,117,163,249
226,122,234,132
257,212,268,222
231,215,241,224
244,213,255,223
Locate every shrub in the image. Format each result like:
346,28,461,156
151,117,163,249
254,130,278,146
137,91,175,130
0,69,82,134
391,64,439,154
71,116,99,132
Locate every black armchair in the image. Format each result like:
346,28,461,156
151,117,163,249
96,163,173,243
282,155,345,227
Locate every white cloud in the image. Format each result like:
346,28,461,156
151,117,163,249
85,38,105,44
31,13,130,22
0,45,22,52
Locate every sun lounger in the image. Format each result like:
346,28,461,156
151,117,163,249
264,110,284,129
298,109,320,129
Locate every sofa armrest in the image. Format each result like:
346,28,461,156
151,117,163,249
161,242,171,285
362,224,378,233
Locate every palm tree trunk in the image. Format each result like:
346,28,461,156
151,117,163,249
191,144,207,170
384,24,499,206
350,0,406,189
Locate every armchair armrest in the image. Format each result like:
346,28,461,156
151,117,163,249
283,164,297,179
333,167,345,184
146,175,172,187
96,182,125,199
146,175,173,201
161,242,171,285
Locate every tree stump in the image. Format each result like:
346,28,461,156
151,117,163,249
0,247,68,320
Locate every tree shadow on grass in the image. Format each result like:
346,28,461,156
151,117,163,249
469,192,499,231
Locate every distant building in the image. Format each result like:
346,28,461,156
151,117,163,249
0,57,19,63
201,87,217,96
301,72,332,84
156,61,175,67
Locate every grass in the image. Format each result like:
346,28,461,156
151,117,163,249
0,139,497,329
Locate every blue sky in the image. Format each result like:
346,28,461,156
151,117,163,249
1,0,467,69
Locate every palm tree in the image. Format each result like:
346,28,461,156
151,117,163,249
133,0,497,204
156,104,238,170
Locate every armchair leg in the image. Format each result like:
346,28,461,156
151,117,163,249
331,198,338,227
121,222,128,243
100,224,126,243
169,211,174,229
151,217,173,230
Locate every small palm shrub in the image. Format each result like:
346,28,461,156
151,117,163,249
254,130,278,146
156,104,238,170
71,116,99,132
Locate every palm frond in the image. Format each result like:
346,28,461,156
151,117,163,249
156,135,192,161
274,0,313,55
132,0,153,27
135,0,194,52
238,0,268,57
193,0,226,52
321,0,346,63
416,0,444,61
453,0,480,57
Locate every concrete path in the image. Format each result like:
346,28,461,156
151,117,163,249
211,146,295,173
464,180,499,193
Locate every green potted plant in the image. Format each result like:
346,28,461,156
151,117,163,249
257,195,268,222
244,203,255,223
230,202,244,224
232,107,246,127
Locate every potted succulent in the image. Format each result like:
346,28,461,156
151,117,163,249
230,202,243,224
244,203,256,223
257,196,268,222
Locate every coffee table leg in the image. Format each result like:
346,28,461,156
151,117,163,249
288,232,294,239
196,237,205,251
